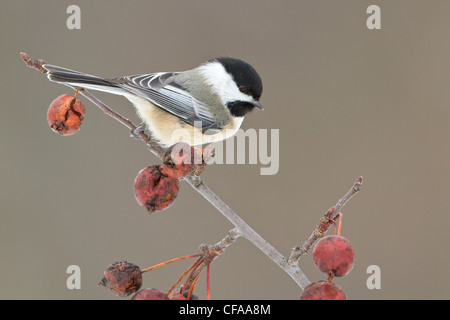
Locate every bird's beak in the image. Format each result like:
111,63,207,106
252,100,264,110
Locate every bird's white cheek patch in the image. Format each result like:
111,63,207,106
199,63,254,105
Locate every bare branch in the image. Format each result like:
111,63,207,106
20,52,46,73
288,176,363,265
185,176,311,289
21,52,363,293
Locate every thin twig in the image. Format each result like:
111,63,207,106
140,253,202,273
166,257,203,296
334,176,363,217
20,52,46,73
211,228,241,253
206,264,211,300
186,176,312,289
182,230,240,293
287,176,363,265
186,274,201,300
183,256,205,290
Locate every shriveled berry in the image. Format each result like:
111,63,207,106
134,165,180,213
160,142,203,179
300,281,346,300
99,261,142,297
47,94,85,136
313,235,354,277
131,288,170,300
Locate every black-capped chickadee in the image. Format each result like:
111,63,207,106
43,57,263,147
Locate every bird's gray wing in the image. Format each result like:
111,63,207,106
110,73,221,133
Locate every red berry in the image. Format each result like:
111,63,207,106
160,142,203,179
134,165,180,213
98,261,142,297
47,94,85,136
300,281,347,300
131,288,170,300
313,235,354,277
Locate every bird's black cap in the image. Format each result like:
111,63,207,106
213,57,263,101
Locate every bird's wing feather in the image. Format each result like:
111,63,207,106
111,73,220,131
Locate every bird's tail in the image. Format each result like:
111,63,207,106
43,64,126,95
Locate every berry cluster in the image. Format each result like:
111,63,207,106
134,143,204,213
46,94,205,214
300,217,354,300
43,90,358,300
45,93,213,299
98,258,203,300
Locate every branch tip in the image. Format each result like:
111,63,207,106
20,52,47,73
354,176,363,191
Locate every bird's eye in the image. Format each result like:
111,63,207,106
239,86,247,93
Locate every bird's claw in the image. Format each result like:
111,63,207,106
131,123,146,140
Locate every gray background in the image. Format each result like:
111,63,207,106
1,1,449,299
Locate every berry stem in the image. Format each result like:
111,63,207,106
206,264,211,300
332,212,342,236
183,256,205,289
327,271,334,283
166,257,203,296
337,213,343,236
140,253,202,273
186,274,201,300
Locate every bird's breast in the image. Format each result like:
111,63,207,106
126,95,244,147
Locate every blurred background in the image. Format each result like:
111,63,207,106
1,0,449,299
